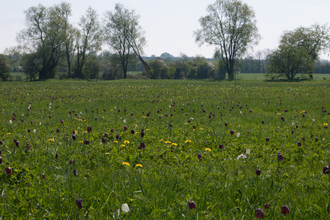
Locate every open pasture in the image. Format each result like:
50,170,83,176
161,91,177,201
0,79,330,219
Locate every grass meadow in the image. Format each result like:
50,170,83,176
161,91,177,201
0,79,330,219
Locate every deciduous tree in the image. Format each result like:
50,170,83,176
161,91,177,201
103,3,148,78
195,0,260,80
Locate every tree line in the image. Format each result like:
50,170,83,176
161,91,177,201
1,0,330,81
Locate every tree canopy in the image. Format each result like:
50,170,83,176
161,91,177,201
195,0,260,80
267,24,330,80
103,3,146,79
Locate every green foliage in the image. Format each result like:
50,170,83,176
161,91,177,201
0,54,11,81
267,24,330,80
166,66,176,79
267,44,314,80
85,56,102,79
146,59,167,79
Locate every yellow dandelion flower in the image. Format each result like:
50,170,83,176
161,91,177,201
185,139,191,143
124,140,130,144
172,143,177,146
114,141,118,143
135,164,143,168
165,141,171,144
110,109,113,111
75,131,78,134
193,129,195,131
159,139,163,142
141,116,147,118
7,133,11,135
134,124,137,127
135,132,139,134
200,128,204,130
120,144,125,147
79,141,83,143
122,162,130,166
278,113,281,115
83,131,87,134
146,129,150,131
205,148,211,151
324,123,328,126
184,123,188,125
300,110,305,113
48,138,54,142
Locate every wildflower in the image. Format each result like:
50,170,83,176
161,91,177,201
48,138,54,142
278,113,281,115
236,132,240,137
7,133,11,135
165,141,171,144
200,128,204,130
255,208,265,219
76,198,83,209
79,141,83,143
120,144,125,147
300,110,305,113
135,164,143,168
9,120,12,124
134,124,137,127
114,141,118,143
159,139,163,142
146,129,150,131
256,169,261,176
124,140,130,144
122,162,130,166
121,203,130,213
246,148,250,154
205,148,211,151
172,143,177,146
278,152,284,161
189,201,196,210
281,205,290,215
185,139,191,143
237,154,247,160
324,123,328,126
33,129,36,133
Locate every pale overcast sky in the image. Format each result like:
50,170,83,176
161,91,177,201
1,0,330,59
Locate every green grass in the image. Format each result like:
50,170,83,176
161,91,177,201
0,79,330,218
239,73,330,80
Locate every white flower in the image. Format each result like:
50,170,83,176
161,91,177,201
121,203,130,213
39,122,42,125
246,149,250,154
49,103,51,106
49,106,51,109
236,132,240,137
237,154,247,160
123,119,126,123
33,129,36,133
292,122,295,126
9,120,12,124
169,105,171,108
80,112,83,115
22,114,24,116
240,111,242,114
190,117,194,120
312,119,315,122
